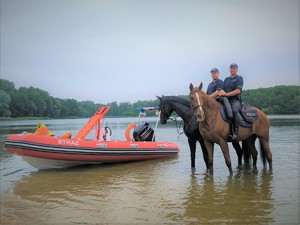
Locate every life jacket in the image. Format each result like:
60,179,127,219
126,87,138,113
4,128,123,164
34,122,54,136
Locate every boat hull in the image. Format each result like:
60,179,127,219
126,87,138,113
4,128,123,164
5,134,180,169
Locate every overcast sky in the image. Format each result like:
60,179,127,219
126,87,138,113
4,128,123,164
1,0,299,103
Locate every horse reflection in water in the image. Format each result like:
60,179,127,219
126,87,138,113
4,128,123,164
174,168,274,224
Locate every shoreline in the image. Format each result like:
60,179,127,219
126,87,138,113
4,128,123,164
0,115,141,121
1,114,299,121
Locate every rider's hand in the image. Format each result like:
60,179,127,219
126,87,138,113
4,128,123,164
219,90,227,96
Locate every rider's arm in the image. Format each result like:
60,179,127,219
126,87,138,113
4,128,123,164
210,90,220,98
219,76,243,97
222,89,241,97
211,80,223,98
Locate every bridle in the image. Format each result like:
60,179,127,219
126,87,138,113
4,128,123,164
160,98,195,139
161,100,189,119
160,100,172,120
191,89,218,127
192,92,204,113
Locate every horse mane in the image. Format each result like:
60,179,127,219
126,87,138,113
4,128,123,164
202,90,219,108
190,87,219,109
162,96,191,107
194,88,219,109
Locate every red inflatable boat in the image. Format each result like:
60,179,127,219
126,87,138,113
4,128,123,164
5,106,180,169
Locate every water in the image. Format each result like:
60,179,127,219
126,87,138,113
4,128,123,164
0,115,299,224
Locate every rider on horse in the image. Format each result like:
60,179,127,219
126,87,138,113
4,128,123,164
206,68,223,98
219,63,244,141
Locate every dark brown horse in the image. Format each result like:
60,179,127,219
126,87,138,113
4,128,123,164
189,83,272,173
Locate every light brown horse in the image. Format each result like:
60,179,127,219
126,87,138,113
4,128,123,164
189,83,272,173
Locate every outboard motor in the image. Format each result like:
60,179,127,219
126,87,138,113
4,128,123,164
133,122,155,142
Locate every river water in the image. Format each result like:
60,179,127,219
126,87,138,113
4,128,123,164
0,115,299,224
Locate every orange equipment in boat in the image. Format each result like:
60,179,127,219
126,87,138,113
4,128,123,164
34,122,54,136
74,106,110,139
125,123,137,141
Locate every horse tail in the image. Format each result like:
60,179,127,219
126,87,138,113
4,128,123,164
259,140,267,165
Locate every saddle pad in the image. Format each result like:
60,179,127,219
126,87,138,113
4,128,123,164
240,103,258,123
220,104,252,128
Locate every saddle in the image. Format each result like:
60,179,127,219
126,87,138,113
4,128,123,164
220,102,258,128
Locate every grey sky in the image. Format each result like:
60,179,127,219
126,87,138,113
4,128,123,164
1,0,299,103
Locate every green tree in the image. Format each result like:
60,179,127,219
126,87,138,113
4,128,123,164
0,79,15,93
9,89,30,117
118,102,133,117
2,78,299,117
60,99,80,117
0,90,11,117
79,101,102,117
108,101,119,117
50,97,62,118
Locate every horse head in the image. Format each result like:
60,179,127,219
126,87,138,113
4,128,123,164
189,83,206,122
156,95,174,124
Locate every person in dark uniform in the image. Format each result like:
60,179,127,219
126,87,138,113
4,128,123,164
206,68,223,98
219,63,243,141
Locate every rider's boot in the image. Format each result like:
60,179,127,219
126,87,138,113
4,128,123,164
231,114,239,142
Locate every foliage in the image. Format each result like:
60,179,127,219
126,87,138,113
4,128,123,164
0,79,15,93
0,89,11,117
0,79,299,118
241,85,300,114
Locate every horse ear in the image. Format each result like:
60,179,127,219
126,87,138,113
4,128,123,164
189,83,193,91
199,82,203,90
156,96,162,101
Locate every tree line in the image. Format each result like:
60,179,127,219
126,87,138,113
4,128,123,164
0,79,299,118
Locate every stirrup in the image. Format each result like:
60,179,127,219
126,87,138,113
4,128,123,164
228,133,238,142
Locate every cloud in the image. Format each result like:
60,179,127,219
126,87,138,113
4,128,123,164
1,0,299,103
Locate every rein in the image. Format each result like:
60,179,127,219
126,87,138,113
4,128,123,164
168,116,183,139
160,97,195,140
168,107,195,140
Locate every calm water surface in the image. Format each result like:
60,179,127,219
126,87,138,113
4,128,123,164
0,115,299,224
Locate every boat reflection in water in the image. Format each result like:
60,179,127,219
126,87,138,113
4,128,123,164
12,159,177,224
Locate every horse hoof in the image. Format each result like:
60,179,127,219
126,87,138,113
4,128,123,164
269,165,273,171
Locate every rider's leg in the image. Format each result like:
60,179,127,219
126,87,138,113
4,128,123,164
222,97,233,119
230,100,241,141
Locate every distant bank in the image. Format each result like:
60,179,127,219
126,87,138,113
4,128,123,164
1,79,299,119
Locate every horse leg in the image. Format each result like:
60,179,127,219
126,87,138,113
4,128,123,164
250,135,258,167
244,136,258,168
204,140,214,173
232,142,243,165
242,140,251,165
188,138,196,168
219,140,233,174
198,137,209,169
259,137,273,170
